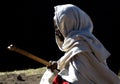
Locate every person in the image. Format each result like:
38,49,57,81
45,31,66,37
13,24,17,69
40,4,120,84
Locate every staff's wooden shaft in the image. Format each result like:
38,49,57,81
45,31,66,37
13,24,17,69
7,44,51,66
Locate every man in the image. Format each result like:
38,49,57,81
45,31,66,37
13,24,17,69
40,4,120,84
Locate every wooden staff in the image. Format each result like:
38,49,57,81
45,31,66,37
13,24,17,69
7,44,51,66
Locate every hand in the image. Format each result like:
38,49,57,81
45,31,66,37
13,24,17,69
47,61,58,72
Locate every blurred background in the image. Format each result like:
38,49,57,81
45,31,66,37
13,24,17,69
0,0,119,75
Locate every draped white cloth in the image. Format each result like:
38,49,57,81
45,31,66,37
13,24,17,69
40,4,120,84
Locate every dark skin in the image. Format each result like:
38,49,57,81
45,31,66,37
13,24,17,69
47,21,64,72
54,25,64,41
47,61,58,72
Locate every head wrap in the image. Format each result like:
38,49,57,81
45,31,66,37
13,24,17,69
54,4,110,69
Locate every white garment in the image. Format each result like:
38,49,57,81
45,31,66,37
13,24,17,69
40,69,59,84
58,52,120,84
40,4,120,84
40,69,54,84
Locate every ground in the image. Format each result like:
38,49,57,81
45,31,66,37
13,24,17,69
0,67,120,84
0,67,46,84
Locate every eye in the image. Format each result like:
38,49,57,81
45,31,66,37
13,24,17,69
54,25,58,29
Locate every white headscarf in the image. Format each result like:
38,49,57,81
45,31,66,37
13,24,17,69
54,4,110,69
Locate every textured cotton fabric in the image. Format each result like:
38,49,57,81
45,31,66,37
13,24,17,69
54,4,110,69
40,4,120,84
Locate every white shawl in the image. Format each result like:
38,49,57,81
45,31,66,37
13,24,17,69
54,4,110,70
40,4,119,84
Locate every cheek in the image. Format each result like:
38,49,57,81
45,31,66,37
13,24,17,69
55,29,64,41
55,29,60,36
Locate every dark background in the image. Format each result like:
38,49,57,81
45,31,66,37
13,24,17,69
0,0,119,74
